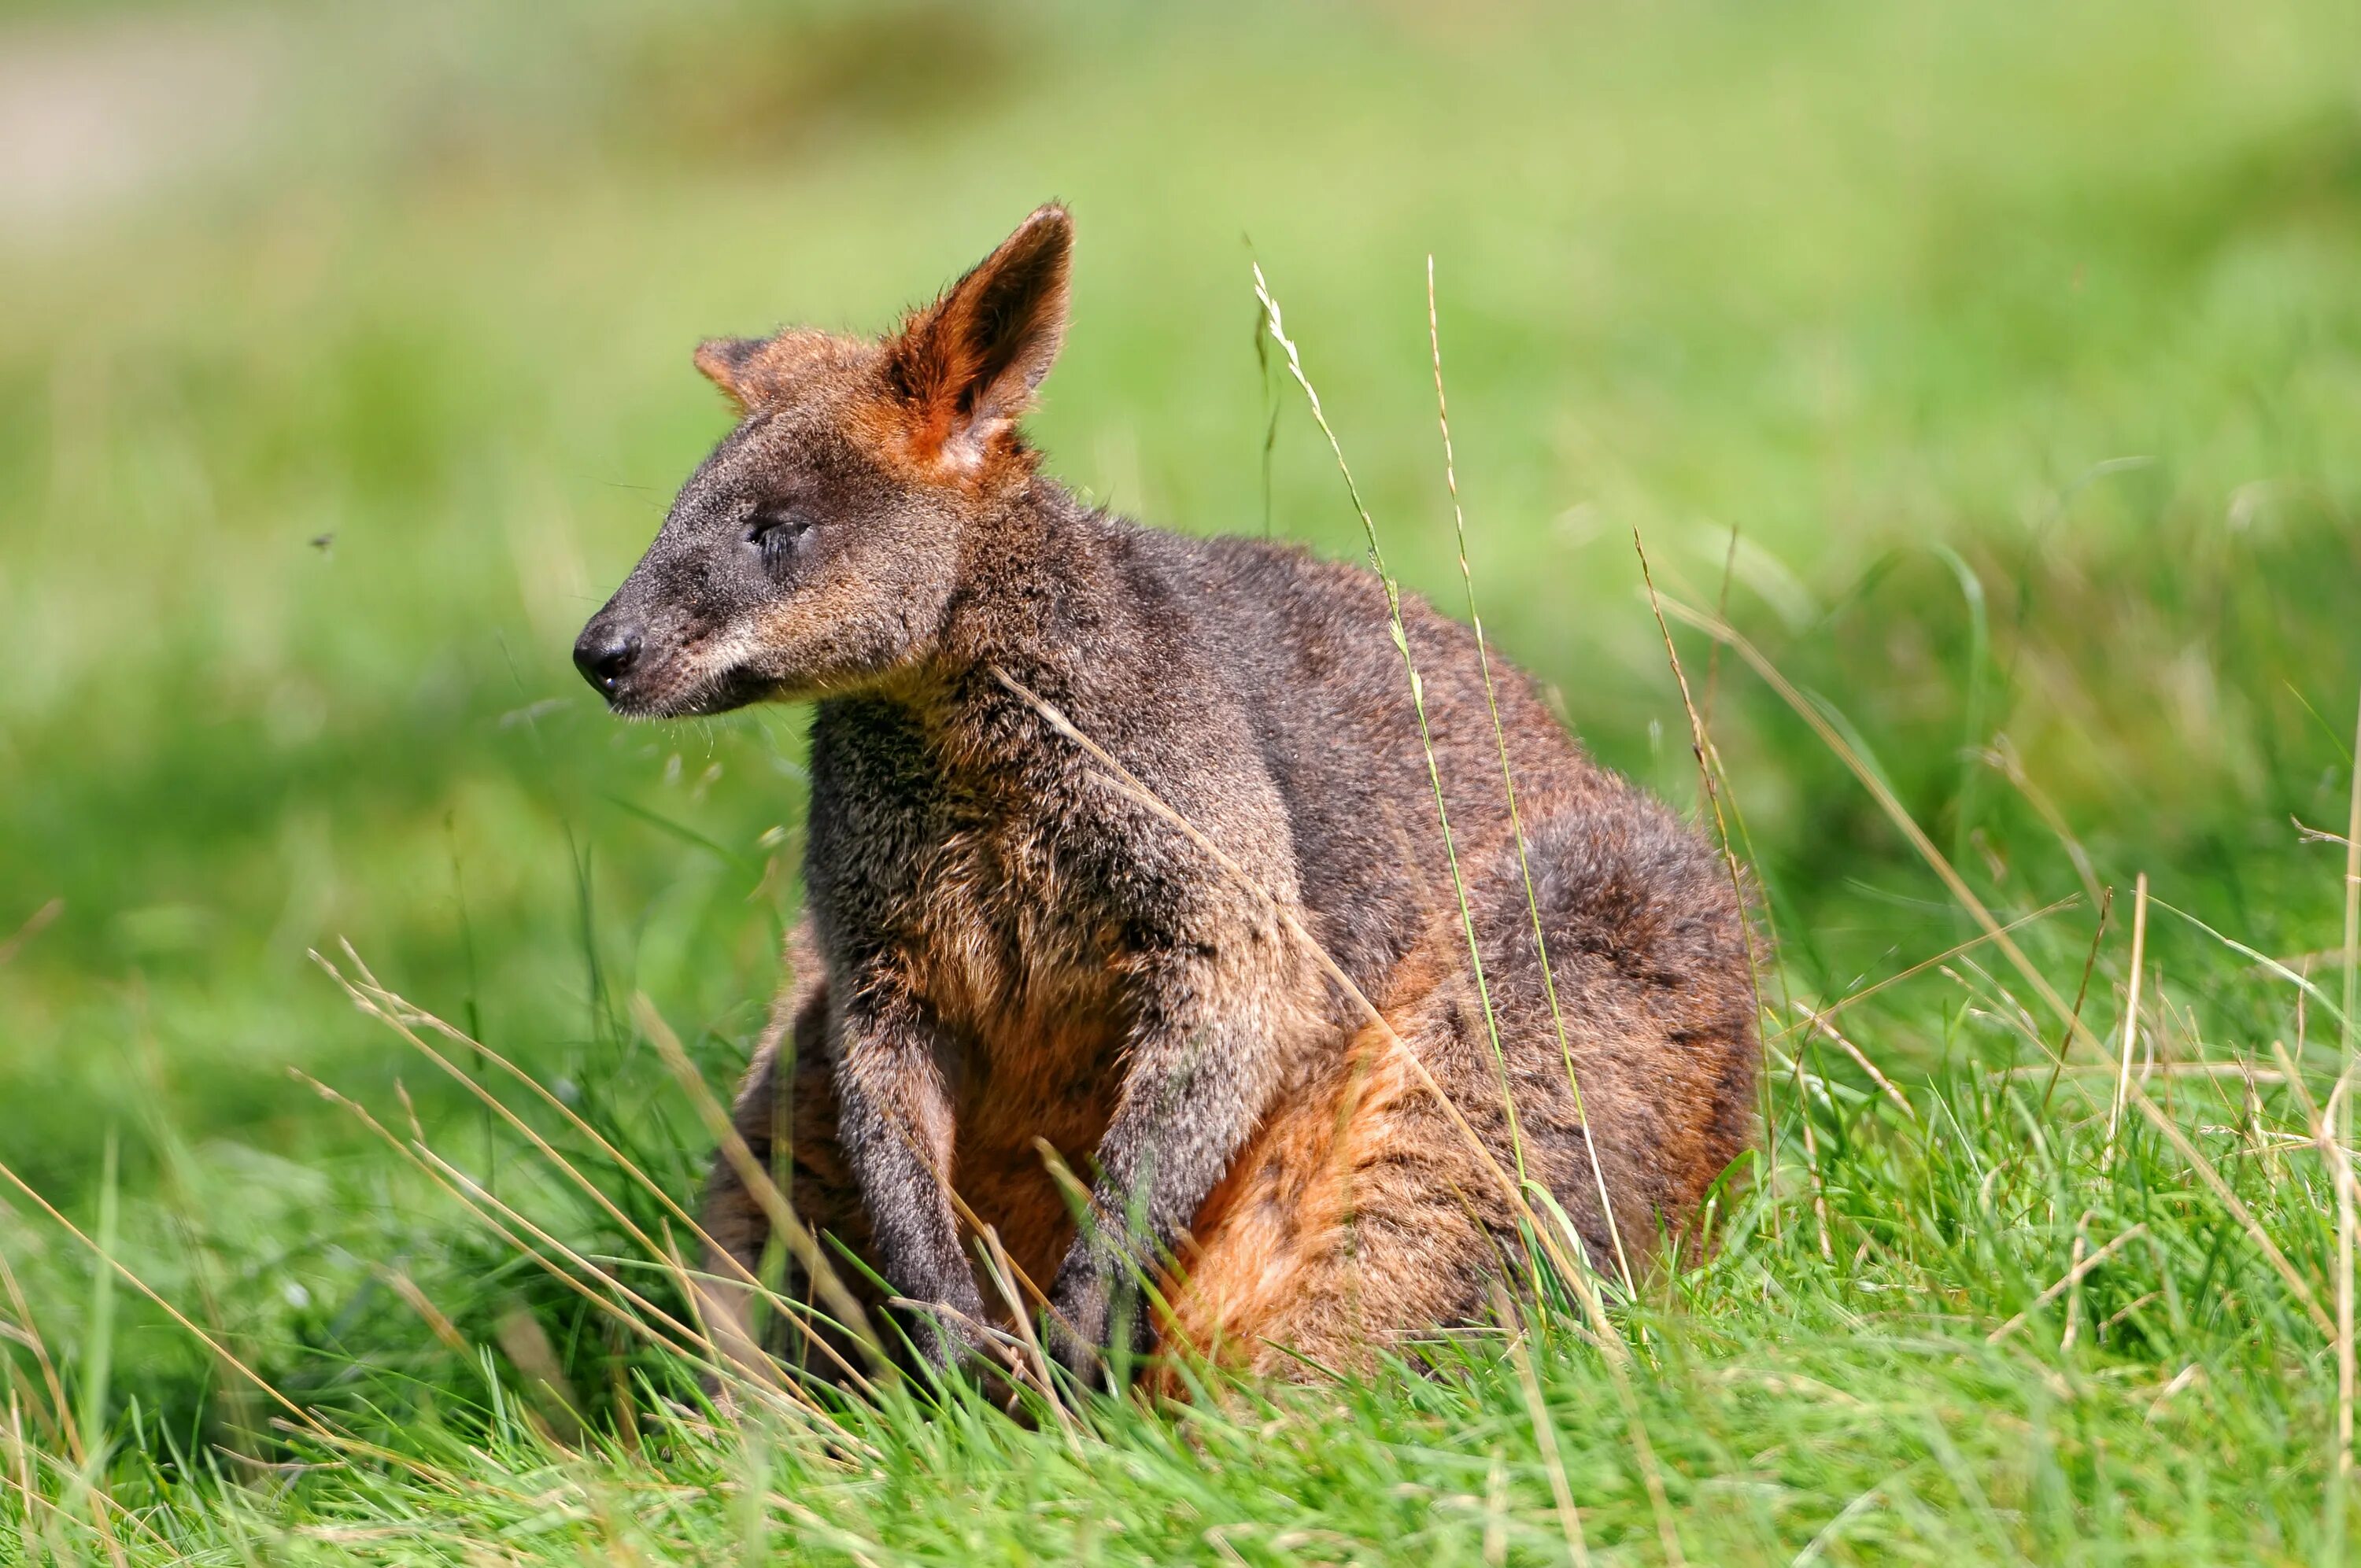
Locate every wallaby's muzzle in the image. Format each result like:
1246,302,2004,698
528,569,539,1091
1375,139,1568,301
572,617,642,698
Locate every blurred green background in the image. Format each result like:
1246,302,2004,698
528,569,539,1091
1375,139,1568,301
1,0,2356,1418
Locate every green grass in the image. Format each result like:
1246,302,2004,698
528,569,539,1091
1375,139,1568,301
4,0,2361,1560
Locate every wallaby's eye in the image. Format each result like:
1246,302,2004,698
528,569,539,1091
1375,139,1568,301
745,508,815,568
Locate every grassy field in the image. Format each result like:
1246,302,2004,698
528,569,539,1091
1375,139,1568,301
3,0,2360,1560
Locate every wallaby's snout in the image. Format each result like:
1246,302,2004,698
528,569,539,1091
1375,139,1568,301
572,617,642,696
571,554,759,718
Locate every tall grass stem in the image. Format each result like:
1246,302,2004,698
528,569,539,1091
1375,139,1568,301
1428,256,1634,1297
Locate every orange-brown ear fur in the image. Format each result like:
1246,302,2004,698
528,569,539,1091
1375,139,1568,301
694,336,768,413
884,204,1073,470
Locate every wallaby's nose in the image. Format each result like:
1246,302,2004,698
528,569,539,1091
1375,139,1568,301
573,624,642,695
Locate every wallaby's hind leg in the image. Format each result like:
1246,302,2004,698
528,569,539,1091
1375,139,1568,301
1155,991,1509,1384
1157,791,1757,1386
696,961,885,1391
1472,795,1760,1262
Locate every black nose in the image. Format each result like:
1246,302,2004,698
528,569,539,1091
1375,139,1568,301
573,625,642,694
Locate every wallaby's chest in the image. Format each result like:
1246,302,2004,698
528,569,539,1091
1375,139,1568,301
811,696,1134,1038
903,802,1125,1058
881,792,1132,1287
812,712,1135,1277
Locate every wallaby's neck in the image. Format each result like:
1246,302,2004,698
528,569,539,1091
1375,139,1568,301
939,471,1107,663
845,470,1126,758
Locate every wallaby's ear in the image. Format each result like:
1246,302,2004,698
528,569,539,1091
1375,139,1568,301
885,204,1073,470
694,336,769,412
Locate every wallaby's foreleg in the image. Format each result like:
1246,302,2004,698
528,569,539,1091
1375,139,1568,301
697,967,884,1391
696,1020,792,1397
828,982,990,1370
1047,939,1302,1376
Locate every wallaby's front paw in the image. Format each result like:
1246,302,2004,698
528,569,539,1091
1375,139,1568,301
1044,1275,1109,1381
894,1295,1001,1384
1045,1253,1155,1387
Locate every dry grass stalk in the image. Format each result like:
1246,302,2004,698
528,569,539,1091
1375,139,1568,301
316,1068,866,1438
0,1246,75,1468
0,1154,341,1446
1429,256,1635,1298
382,1269,469,1355
295,1072,758,1396
1701,526,1739,733
493,1306,586,1450
257,1418,491,1502
1788,1042,1837,1263
318,946,872,1392
2105,873,2152,1165
2129,1087,2331,1337
0,898,61,968
632,994,889,1383
2040,887,2114,1113
412,1142,716,1367
1650,594,2087,1061
1777,897,2075,1044
320,950,708,1275
1983,736,2104,908
1790,1002,1915,1123
7,1393,40,1564
1252,261,1533,1186
2006,1062,2284,1083
3,1395,138,1568
1986,1222,2146,1345
1496,1289,1590,1568
2060,1213,2093,1352
976,1225,1078,1444
1600,1345,1686,1568
1632,529,1783,1244
2340,688,2361,1487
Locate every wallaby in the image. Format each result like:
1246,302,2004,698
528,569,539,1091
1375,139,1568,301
575,205,1757,1388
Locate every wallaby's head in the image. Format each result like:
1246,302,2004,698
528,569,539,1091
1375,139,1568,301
574,204,1073,716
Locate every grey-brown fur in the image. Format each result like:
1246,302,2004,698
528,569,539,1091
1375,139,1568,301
575,205,1757,1386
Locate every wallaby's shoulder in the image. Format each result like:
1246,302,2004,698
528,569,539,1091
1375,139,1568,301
1118,519,1572,765
1076,518,1428,687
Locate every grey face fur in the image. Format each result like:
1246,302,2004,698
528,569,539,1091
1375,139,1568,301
574,392,962,718
575,208,1074,719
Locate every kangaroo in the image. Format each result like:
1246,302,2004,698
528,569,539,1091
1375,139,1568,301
575,205,1757,1387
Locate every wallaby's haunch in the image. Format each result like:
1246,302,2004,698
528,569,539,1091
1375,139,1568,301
576,205,1757,1389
